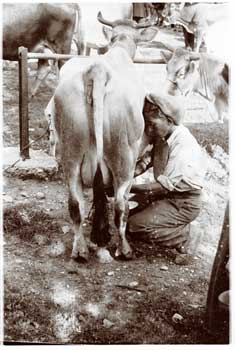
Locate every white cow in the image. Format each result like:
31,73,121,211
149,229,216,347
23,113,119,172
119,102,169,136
161,48,229,123
45,13,158,261
166,2,229,57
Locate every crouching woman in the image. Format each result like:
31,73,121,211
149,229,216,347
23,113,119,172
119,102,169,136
128,92,206,252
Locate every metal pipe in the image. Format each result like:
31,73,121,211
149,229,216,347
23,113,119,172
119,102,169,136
134,58,165,64
27,52,165,64
27,53,83,60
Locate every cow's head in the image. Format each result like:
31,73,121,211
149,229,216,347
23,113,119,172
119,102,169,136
161,48,201,97
97,12,158,58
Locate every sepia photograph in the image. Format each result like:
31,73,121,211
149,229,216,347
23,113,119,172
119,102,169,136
1,0,231,346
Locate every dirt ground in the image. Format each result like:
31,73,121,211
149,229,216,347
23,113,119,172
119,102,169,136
2,28,229,345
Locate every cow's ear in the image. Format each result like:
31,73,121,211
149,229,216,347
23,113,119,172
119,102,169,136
160,50,173,63
102,26,113,42
137,27,158,42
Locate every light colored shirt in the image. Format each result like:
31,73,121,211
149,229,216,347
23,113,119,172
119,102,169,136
157,125,206,192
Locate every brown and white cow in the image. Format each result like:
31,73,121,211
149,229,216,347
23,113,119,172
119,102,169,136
46,13,157,261
3,3,84,97
161,48,229,123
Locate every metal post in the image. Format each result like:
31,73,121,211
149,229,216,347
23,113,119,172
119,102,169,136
18,46,30,159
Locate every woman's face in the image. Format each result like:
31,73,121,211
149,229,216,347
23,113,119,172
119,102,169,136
145,108,171,139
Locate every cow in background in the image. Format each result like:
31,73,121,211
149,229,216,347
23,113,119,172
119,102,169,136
47,13,157,261
165,3,229,53
3,3,84,98
161,48,229,123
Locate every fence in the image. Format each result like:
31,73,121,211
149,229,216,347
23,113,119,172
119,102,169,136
18,46,165,159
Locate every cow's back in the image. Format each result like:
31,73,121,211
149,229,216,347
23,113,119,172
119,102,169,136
56,54,145,145
3,4,44,59
3,3,77,60
54,55,145,184
199,54,228,99
181,3,228,26
101,50,145,149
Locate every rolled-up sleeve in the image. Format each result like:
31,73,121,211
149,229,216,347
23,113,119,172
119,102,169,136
156,126,206,192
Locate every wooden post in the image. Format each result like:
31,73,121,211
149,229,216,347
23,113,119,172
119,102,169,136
205,204,229,331
18,46,30,159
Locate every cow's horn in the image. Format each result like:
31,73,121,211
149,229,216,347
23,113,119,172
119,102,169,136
115,19,141,27
97,11,115,27
97,11,156,29
189,52,201,61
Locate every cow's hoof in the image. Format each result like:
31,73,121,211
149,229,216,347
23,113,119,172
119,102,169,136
71,251,89,263
48,150,55,157
96,248,114,263
87,240,98,252
115,247,122,258
122,244,133,260
67,259,80,273
175,244,188,254
72,255,88,263
115,248,133,261
29,94,35,102
123,250,133,260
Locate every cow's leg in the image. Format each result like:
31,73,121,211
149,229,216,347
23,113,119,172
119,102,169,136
30,59,51,99
183,27,194,50
194,28,205,52
85,44,91,56
73,37,85,56
67,164,89,261
57,24,76,69
114,180,132,259
90,166,110,246
48,125,57,157
214,97,227,124
44,97,58,157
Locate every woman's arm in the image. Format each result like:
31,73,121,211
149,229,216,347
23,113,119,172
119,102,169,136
131,180,169,196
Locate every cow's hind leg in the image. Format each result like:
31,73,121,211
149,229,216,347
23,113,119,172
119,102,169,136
114,181,132,259
215,97,227,124
90,166,111,247
67,164,89,261
183,27,194,50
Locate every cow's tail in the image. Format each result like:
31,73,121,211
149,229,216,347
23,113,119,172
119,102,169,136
83,62,110,164
84,63,111,247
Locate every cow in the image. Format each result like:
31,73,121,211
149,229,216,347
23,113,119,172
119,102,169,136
46,12,158,261
165,3,229,53
3,3,84,98
161,48,229,123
